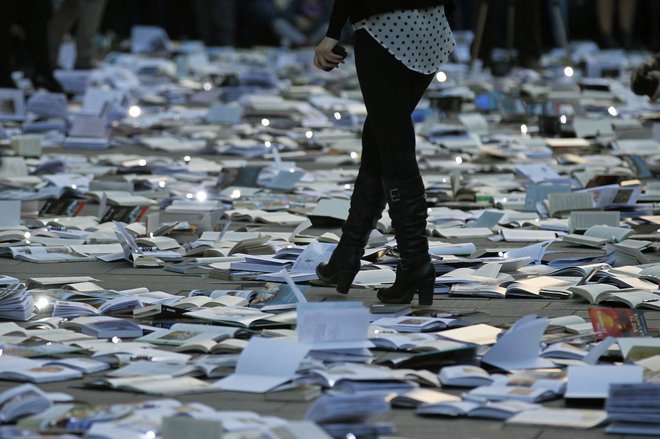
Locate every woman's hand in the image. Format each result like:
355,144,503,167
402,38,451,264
314,36,343,71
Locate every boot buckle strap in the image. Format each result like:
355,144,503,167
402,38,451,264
389,188,401,202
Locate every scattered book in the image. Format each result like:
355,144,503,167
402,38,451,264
439,365,494,388
416,399,540,420
507,407,607,429
588,307,649,340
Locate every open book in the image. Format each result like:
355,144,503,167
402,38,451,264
86,375,214,396
10,245,95,263
371,316,471,333
0,384,55,423
507,408,607,429
61,316,143,338
416,399,540,420
52,295,143,318
439,365,494,388
184,306,297,329
0,355,82,383
0,283,35,321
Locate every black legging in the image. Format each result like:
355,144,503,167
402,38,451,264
354,29,434,180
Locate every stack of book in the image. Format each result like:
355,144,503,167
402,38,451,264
606,384,660,435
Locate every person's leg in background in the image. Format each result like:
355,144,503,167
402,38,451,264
475,0,510,69
0,2,17,87
75,0,107,69
271,0,308,46
48,0,81,69
192,0,214,45
450,0,477,31
547,0,569,49
22,0,62,91
515,0,543,68
213,0,237,46
652,0,660,51
617,0,638,49
193,0,236,46
596,0,617,48
354,29,435,305
236,0,301,46
307,0,335,44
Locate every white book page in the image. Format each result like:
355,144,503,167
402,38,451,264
565,365,643,398
215,337,308,393
438,324,502,345
507,408,607,428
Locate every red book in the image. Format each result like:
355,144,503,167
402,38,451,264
588,307,649,340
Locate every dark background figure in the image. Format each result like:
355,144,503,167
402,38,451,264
101,0,196,43
290,0,335,44
192,0,237,46
237,0,332,47
596,0,638,48
546,0,569,49
49,0,108,69
464,0,658,71
0,0,62,91
475,0,544,70
0,0,656,92
237,0,296,47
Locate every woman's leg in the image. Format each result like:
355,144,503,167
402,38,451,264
359,76,435,177
315,118,387,294
354,29,436,305
354,29,433,180
358,117,382,177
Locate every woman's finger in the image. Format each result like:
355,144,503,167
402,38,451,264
325,52,345,63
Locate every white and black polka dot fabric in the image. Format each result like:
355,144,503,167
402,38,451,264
354,6,455,75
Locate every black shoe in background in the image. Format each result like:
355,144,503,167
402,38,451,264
32,72,64,93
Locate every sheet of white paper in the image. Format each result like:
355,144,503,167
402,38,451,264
482,316,555,370
504,240,553,262
582,336,617,365
0,201,21,227
297,302,371,349
565,365,643,399
214,337,308,393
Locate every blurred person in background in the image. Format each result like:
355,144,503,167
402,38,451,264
0,0,62,91
290,0,334,44
237,0,332,47
596,0,637,48
547,0,569,49
49,0,108,69
475,0,544,70
192,0,237,46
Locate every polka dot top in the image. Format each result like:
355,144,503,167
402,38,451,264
353,5,455,75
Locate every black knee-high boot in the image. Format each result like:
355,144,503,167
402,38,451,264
377,175,435,305
316,171,386,294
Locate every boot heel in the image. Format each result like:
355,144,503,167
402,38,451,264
417,277,435,306
336,269,357,294
316,263,338,284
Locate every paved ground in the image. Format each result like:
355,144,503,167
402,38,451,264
1,145,657,438
1,252,656,438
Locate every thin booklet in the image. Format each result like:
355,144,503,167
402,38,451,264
214,337,308,393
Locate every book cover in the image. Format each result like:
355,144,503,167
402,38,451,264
588,307,649,340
